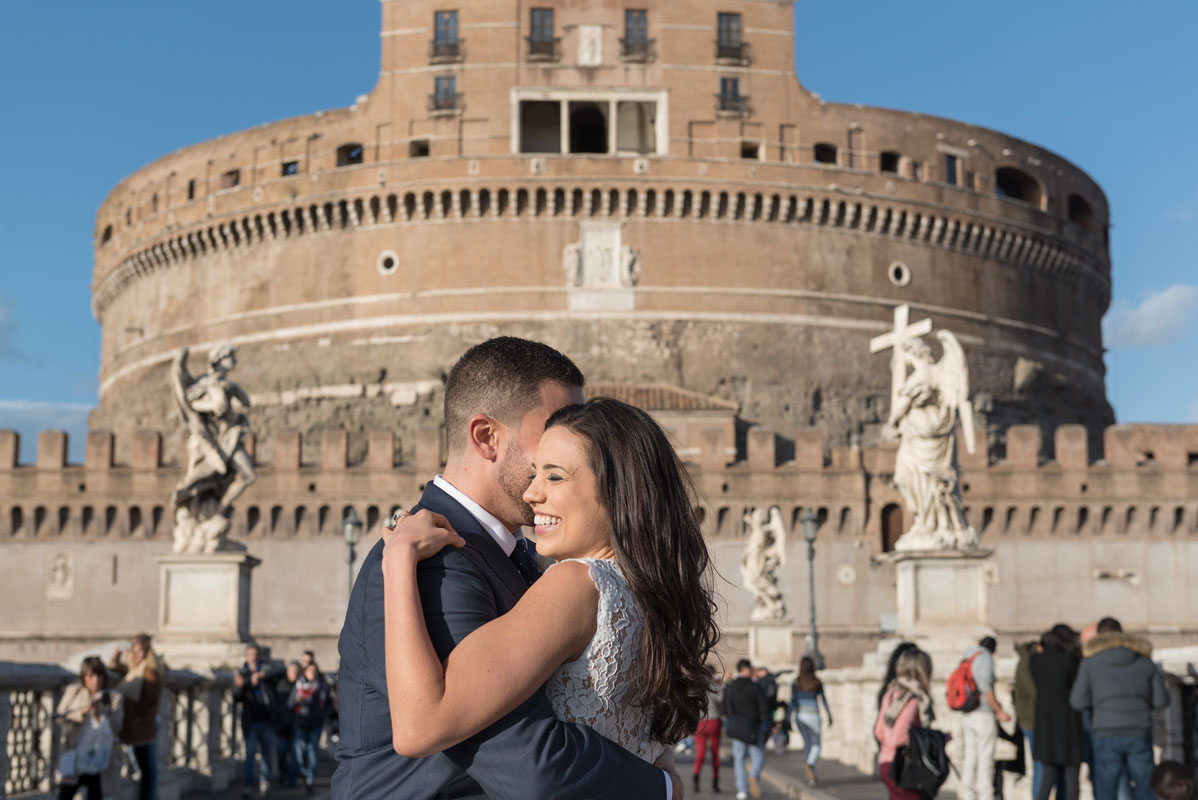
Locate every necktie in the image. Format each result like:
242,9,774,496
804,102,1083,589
509,539,540,587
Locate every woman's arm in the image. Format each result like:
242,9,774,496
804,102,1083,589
820,686,834,725
382,514,600,758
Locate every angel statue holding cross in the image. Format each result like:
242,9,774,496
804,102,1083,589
871,305,979,551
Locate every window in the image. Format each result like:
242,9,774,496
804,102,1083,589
336,143,364,167
100,225,113,246
281,160,299,177
220,169,241,189
880,151,900,173
911,160,923,181
529,8,556,58
151,193,158,213
432,75,458,111
519,101,562,153
1068,194,1097,233
409,139,430,158
717,77,746,113
616,101,657,154
813,143,838,165
432,10,460,60
995,166,1041,206
741,141,761,160
623,10,650,59
944,154,958,185
187,179,196,200
717,13,742,60
569,102,608,154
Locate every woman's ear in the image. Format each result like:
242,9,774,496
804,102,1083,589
466,415,502,462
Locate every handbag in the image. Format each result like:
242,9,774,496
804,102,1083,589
57,749,78,779
75,715,115,774
890,727,951,797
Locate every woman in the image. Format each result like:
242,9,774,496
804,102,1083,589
790,655,834,785
290,662,331,793
110,633,163,800
55,656,124,799
1029,624,1085,800
382,398,719,768
873,647,935,800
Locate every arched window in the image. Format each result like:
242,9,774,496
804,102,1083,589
813,143,838,165
995,167,1042,207
881,504,903,552
1068,194,1097,233
336,143,364,167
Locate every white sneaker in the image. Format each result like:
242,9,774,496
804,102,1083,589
736,793,748,800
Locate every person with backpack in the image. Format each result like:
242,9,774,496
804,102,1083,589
724,659,770,800
952,637,1012,800
1030,625,1086,800
874,646,937,800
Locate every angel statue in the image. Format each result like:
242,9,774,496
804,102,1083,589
169,344,256,554
741,506,787,620
886,330,979,551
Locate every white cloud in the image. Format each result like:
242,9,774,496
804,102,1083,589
0,400,93,463
1104,284,1198,349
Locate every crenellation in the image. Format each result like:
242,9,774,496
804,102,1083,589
274,430,301,471
0,430,17,469
367,430,396,471
85,430,114,470
1055,424,1090,469
1006,425,1042,468
414,426,442,474
746,426,776,470
37,430,68,470
320,430,348,471
131,429,162,469
793,428,825,471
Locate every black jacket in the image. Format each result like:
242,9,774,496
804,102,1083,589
723,676,769,744
1030,647,1085,765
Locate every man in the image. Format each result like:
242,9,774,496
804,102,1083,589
234,644,275,798
300,650,316,672
1079,623,1134,800
959,637,1012,800
271,661,301,790
1070,617,1169,800
724,659,769,800
333,337,680,799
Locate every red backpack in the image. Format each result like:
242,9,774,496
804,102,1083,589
945,653,982,711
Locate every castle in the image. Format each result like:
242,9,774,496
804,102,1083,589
4,0,1193,666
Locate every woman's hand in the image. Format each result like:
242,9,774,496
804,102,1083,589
383,509,465,561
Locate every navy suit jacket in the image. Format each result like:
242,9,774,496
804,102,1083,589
332,482,666,799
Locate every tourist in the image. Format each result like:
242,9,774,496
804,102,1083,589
959,637,1012,800
272,661,300,790
877,642,919,717
874,646,934,800
300,649,316,671
1070,617,1169,800
1078,623,1134,800
1150,762,1193,800
1016,638,1064,800
55,656,124,799
1030,624,1085,800
110,634,163,800
789,655,834,785
692,671,724,794
234,643,276,797
291,662,332,793
724,658,770,800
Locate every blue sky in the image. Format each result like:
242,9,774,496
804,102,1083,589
1,1,1195,462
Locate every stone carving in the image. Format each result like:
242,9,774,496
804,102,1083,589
577,25,603,67
170,345,256,554
563,243,583,287
871,305,978,551
47,552,74,600
620,246,640,287
741,506,787,620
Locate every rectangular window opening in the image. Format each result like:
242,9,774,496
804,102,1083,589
717,12,742,59
220,169,241,189
529,8,556,58
433,10,460,60
432,75,458,111
623,10,650,59
616,100,657,155
281,160,299,177
410,139,430,158
945,154,958,185
519,100,562,154
187,179,196,200
880,151,900,173
568,101,609,154
741,141,761,160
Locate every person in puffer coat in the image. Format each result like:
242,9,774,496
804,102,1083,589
1069,617,1169,800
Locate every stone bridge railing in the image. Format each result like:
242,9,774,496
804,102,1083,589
1,662,242,799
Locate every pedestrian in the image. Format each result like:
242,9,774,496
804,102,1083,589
234,643,276,797
109,633,163,800
874,646,934,800
692,672,724,795
291,662,331,793
1030,624,1086,800
55,656,124,799
958,637,1013,800
272,661,300,790
724,659,769,800
300,649,316,671
877,642,919,717
1069,617,1170,800
1150,762,1193,800
789,655,833,786
1017,638,1064,800
1078,623,1134,800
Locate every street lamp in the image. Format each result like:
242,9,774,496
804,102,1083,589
799,508,825,670
342,507,363,603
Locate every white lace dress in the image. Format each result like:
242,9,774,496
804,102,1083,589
543,557,664,763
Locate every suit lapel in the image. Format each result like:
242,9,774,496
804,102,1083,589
413,483,529,605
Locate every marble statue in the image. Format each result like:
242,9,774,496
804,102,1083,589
871,305,978,551
741,506,787,620
170,344,256,554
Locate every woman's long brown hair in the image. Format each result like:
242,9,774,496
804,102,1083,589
545,398,720,744
796,655,822,693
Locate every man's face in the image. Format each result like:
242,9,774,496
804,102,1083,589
300,653,313,670
494,381,584,530
245,647,259,667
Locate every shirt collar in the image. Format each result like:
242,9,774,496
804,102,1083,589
432,475,522,557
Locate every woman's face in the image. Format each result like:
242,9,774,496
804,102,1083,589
130,643,146,665
304,664,318,682
523,426,614,561
83,671,102,694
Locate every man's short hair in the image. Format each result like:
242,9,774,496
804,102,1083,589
1097,617,1123,634
1151,761,1194,800
736,659,753,673
444,337,584,454
979,636,997,653
302,649,315,660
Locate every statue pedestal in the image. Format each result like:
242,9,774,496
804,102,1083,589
746,619,795,668
892,549,994,639
154,552,260,669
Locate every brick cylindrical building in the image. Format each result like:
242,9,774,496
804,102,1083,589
90,0,1113,464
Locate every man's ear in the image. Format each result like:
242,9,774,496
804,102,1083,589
466,414,502,462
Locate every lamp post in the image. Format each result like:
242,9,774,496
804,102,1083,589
342,507,363,603
800,508,825,670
